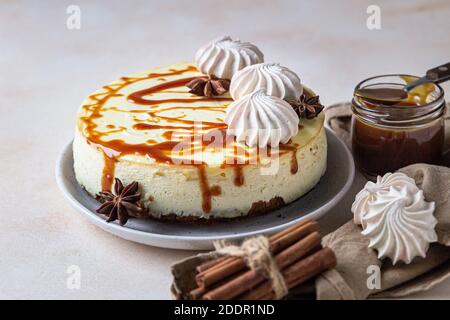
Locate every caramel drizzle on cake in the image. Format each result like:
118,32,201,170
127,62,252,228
198,165,222,213
233,166,245,187
79,65,301,212
102,156,116,192
128,76,231,105
290,150,299,174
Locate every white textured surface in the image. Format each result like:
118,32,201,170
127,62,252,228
1,0,450,299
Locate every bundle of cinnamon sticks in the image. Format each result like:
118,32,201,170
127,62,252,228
187,219,336,300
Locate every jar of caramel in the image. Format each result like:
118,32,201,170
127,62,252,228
351,74,446,176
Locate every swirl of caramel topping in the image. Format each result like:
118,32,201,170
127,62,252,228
77,63,306,167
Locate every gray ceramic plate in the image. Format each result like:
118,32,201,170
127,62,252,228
55,128,354,250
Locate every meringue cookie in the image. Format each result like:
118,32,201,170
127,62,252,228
352,172,419,227
361,186,437,265
230,63,302,101
194,36,264,79
224,89,299,147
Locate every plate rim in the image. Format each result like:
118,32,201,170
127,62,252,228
55,128,355,246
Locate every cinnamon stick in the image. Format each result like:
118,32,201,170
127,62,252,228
197,258,244,288
238,247,336,300
286,247,336,289
269,220,320,254
189,286,206,300
196,256,228,273
269,219,312,243
196,220,319,288
201,231,322,300
195,256,235,282
274,232,321,267
190,269,247,300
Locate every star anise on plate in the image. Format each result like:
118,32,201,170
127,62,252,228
288,94,324,119
96,178,147,226
186,75,230,97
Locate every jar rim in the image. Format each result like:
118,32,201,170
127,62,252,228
352,74,446,127
354,73,445,110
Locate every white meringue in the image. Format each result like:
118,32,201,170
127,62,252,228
224,89,299,147
194,36,264,79
352,172,419,227
361,186,437,265
230,63,303,101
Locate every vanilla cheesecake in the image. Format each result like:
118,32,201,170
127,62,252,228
74,36,327,222
74,62,326,221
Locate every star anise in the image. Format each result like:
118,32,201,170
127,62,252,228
186,75,230,97
288,94,324,119
96,178,147,225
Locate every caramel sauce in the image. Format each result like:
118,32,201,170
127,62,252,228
101,154,116,191
290,150,298,174
128,74,232,106
276,143,299,174
352,78,445,175
352,117,444,175
198,165,222,213
401,76,437,106
79,65,302,213
133,118,227,132
233,166,245,186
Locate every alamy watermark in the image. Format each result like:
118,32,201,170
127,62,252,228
366,265,381,290
66,265,81,290
66,5,81,30
366,5,381,30
168,124,283,175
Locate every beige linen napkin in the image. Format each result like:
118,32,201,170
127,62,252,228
316,103,450,300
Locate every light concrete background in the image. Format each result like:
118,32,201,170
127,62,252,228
1,0,449,299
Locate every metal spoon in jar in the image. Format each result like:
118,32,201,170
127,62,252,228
355,62,450,104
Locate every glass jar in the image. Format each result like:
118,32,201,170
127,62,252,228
351,74,446,176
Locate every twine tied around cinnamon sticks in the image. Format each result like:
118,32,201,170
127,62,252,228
213,236,288,299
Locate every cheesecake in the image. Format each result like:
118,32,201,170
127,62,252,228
73,37,327,222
